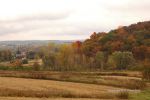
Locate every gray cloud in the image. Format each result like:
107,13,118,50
0,12,71,35
5,12,71,22
0,0,150,40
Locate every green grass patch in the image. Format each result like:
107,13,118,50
0,65,34,71
130,88,150,100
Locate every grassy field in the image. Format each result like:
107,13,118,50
0,71,149,100
0,77,124,99
0,71,145,89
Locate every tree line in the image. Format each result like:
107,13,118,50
39,21,150,71
0,21,149,71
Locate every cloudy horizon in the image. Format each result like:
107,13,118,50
0,0,150,41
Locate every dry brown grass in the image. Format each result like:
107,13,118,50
0,87,103,98
23,59,43,67
0,97,112,100
0,88,116,99
0,71,144,90
0,77,122,99
0,70,142,78
99,76,146,89
116,90,129,99
0,71,144,99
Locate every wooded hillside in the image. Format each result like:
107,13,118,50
82,21,150,60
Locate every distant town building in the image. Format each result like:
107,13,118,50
15,49,26,59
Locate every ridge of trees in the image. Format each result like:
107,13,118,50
82,21,150,61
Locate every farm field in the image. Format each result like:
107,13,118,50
0,71,144,89
0,71,149,100
0,76,125,99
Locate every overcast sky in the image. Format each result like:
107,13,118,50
0,0,150,41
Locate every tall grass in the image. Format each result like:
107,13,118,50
0,87,115,99
142,66,150,81
0,65,33,71
96,79,146,90
0,71,146,89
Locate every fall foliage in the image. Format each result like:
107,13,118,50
82,21,150,61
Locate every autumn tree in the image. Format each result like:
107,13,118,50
56,44,74,71
80,21,150,70
10,59,23,68
27,51,36,59
33,61,40,71
33,55,40,71
142,59,150,80
72,41,82,54
42,53,56,70
95,51,105,70
0,50,12,62
132,45,149,60
108,51,135,70
82,32,105,56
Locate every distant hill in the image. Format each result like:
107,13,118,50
0,40,75,50
82,21,150,60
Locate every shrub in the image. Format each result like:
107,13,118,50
10,59,23,68
142,66,150,81
127,80,146,89
33,62,40,71
142,59,150,81
116,90,129,99
22,59,28,64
